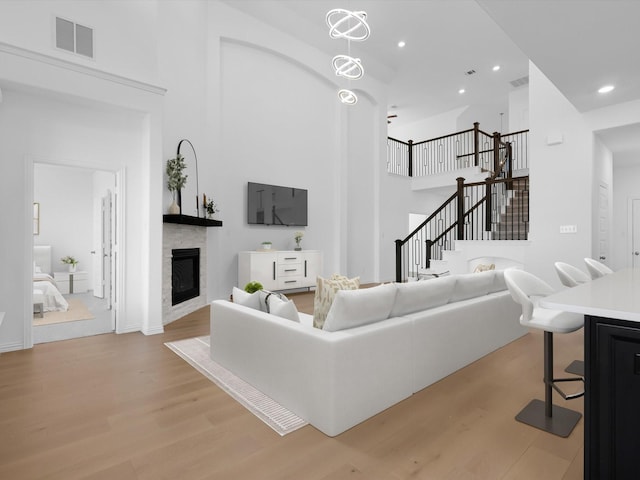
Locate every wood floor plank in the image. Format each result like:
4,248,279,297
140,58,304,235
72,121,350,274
0,296,585,479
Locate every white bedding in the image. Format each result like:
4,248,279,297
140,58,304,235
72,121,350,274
33,280,69,312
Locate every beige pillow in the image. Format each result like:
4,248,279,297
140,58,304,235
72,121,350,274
313,274,360,329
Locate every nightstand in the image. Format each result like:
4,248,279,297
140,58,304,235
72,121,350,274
54,271,89,294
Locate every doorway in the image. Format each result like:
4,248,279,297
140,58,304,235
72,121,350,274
32,163,120,343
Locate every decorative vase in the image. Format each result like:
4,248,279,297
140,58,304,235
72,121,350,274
68,264,77,273
169,194,180,215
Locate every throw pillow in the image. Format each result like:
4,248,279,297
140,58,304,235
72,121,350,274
232,286,267,311
268,295,300,323
313,274,360,329
473,263,496,273
323,283,397,332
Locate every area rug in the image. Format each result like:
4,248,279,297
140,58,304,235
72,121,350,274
33,298,95,326
165,336,308,436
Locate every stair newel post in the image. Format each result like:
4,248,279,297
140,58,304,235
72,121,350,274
485,177,493,233
507,141,514,190
395,239,403,283
473,122,480,167
407,139,414,177
492,131,501,176
425,239,433,270
456,177,465,241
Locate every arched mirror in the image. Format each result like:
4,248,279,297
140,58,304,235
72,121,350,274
177,139,200,217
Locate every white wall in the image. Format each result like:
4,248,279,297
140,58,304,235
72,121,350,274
0,0,159,84
206,2,390,293
527,62,593,286
509,86,529,132
388,107,467,143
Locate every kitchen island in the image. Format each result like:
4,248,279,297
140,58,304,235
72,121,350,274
540,268,640,480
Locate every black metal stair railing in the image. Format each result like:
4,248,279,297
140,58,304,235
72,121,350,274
387,122,526,178
395,175,529,283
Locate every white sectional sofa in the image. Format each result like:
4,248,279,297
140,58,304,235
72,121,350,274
210,270,526,437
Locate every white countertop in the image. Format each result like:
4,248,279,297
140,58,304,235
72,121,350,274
540,268,640,322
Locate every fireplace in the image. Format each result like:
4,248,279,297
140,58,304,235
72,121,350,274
172,248,200,306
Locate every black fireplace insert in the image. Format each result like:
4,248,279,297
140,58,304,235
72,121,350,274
172,248,200,305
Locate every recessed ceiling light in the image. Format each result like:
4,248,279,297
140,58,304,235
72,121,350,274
492,65,500,71
598,85,615,94
397,41,406,48
458,89,465,94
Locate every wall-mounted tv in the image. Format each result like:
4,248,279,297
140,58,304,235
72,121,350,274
247,182,308,226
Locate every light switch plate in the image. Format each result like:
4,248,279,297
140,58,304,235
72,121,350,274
559,225,578,234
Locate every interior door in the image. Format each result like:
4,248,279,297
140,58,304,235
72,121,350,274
632,198,640,268
598,183,610,266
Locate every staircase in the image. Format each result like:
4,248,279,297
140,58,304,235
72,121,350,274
492,178,529,240
392,124,530,283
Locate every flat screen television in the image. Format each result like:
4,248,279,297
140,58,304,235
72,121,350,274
247,182,308,226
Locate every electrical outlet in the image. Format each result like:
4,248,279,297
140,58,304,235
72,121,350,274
559,225,578,234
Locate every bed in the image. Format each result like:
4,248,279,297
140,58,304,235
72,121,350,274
33,245,69,312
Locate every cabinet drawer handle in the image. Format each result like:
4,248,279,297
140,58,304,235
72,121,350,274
284,257,297,260
285,280,297,284
305,260,307,277
284,268,297,272
273,261,276,280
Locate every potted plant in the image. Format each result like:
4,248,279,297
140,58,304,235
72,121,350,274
61,255,79,273
205,199,219,219
244,281,263,293
294,231,304,251
166,154,188,214
261,241,272,250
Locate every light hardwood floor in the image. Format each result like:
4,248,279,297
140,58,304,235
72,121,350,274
0,291,584,479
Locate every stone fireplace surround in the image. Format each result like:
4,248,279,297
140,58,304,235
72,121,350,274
162,223,207,324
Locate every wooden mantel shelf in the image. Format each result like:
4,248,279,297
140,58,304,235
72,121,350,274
163,214,223,227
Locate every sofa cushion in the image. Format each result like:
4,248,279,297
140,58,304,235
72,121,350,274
390,275,457,317
268,295,300,323
313,275,360,329
323,283,397,332
450,271,494,302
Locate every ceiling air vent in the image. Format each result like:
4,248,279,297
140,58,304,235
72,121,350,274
56,17,94,59
510,75,529,88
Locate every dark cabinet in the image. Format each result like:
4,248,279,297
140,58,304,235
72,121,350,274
586,315,640,479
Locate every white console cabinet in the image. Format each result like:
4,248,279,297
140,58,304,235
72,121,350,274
238,250,322,291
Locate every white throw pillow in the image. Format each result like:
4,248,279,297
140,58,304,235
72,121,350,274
232,287,265,311
450,271,494,302
390,275,457,317
268,295,300,323
323,283,397,332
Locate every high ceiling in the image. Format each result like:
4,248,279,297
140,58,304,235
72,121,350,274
225,0,640,160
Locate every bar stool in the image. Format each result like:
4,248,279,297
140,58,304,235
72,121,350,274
553,261,589,376
584,257,613,279
504,269,584,437
554,262,590,288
